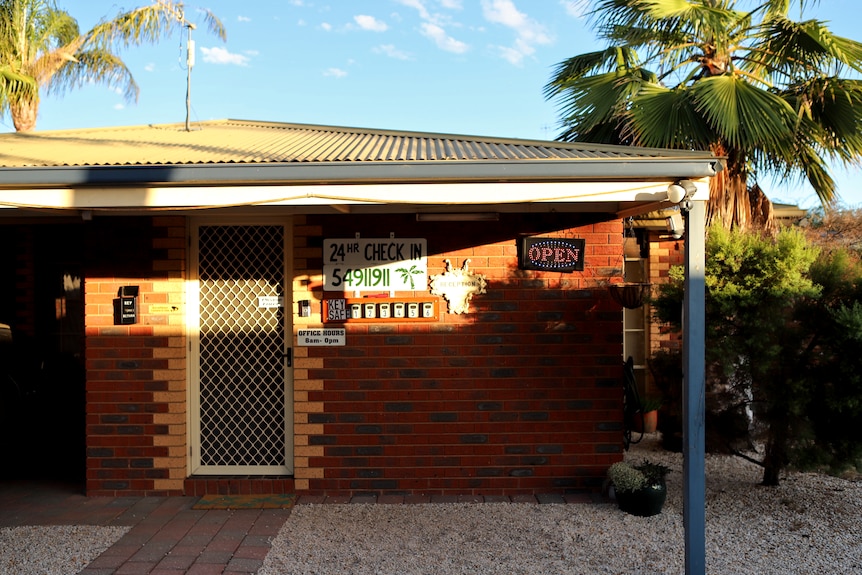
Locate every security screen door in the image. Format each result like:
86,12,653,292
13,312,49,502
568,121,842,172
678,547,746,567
189,220,293,475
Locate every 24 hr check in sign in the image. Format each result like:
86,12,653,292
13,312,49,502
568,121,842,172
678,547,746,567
323,238,428,292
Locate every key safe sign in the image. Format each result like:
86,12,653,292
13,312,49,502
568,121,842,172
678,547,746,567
323,238,428,292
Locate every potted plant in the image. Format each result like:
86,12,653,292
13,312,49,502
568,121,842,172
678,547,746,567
606,460,670,517
636,396,663,434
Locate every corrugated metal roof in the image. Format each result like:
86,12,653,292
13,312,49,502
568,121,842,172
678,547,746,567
0,118,714,168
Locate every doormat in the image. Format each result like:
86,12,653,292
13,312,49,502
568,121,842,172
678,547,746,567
192,493,297,510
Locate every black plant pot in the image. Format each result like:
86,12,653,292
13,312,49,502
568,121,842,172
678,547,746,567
615,482,667,517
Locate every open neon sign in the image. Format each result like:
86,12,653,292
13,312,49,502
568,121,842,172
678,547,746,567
518,237,586,273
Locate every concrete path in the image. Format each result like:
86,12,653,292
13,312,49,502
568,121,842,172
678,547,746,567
0,482,287,575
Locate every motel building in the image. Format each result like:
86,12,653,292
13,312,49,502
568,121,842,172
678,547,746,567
0,120,719,497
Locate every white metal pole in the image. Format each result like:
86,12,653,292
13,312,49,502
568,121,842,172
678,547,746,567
682,198,707,575
185,24,195,132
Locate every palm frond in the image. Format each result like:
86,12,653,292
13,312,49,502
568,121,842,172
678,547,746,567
32,4,79,52
785,145,836,205
690,74,796,150
191,6,227,41
785,78,862,158
759,0,821,20
550,70,639,140
86,1,226,52
47,48,137,102
560,68,655,142
557,121,634,145
748,16,862,80
624,82,714,149
0,64,37,109
595,0,748,45
544,46,642,97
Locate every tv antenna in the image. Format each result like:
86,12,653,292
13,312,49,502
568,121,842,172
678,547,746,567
179,7,196,131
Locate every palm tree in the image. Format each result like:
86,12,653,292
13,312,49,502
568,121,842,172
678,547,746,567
0,0,226,132
545,0,862,230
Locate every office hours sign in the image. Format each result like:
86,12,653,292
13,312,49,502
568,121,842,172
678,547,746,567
323,238,428,292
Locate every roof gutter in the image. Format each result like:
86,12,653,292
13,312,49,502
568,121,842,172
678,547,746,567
0,158,724,188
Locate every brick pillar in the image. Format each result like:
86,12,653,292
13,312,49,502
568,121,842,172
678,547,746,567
85,216,187,496
291,216,325,490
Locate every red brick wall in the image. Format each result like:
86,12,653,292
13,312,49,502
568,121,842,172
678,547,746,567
298,214,625,495
647,232,684,355
76,212,625,496
84,216,188,496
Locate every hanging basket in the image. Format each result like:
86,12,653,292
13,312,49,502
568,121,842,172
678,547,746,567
608,283,651,309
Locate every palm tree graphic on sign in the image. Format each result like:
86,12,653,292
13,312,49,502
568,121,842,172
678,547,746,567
396,265,423,289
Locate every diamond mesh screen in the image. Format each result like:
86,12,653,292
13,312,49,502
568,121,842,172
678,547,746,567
198,225,286,467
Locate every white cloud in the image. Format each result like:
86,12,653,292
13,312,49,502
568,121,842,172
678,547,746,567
482,0,551,43
496,45,526,65
324,67,348,78
483,0,522,27
200,46,250,66
354,14,388,32
144,63,156,72
560,0,589,18
395,0,468,54
113,103,125,110
320,22,332,31
394,0,461,26
481,0,552,66
373,44,412,60
394,0,431,20
420,22,468,53
238,15,251,22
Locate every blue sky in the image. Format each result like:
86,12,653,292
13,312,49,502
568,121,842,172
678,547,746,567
15,0,862,209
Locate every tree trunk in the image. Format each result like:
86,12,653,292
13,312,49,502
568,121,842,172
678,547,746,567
761,409,789,486
707,145,775,232
10,98,39,132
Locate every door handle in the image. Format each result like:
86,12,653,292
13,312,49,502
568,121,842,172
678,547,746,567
280,348,292,367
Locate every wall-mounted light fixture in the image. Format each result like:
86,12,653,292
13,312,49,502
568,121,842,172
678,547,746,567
666,211,684,240
666,179,697,205
416,212,500,222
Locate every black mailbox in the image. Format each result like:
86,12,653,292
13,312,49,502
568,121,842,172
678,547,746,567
114,286,139,325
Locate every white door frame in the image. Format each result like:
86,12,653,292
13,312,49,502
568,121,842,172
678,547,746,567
187,216,294,476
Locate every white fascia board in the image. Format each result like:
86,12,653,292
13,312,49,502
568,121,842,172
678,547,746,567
0,180,709,210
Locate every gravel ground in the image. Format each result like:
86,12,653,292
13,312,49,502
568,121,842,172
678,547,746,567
260,436,862,575
0,525,128,575
2,435,860,575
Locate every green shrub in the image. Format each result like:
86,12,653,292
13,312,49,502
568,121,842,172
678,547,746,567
607,461,670,493
652,225,862,485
